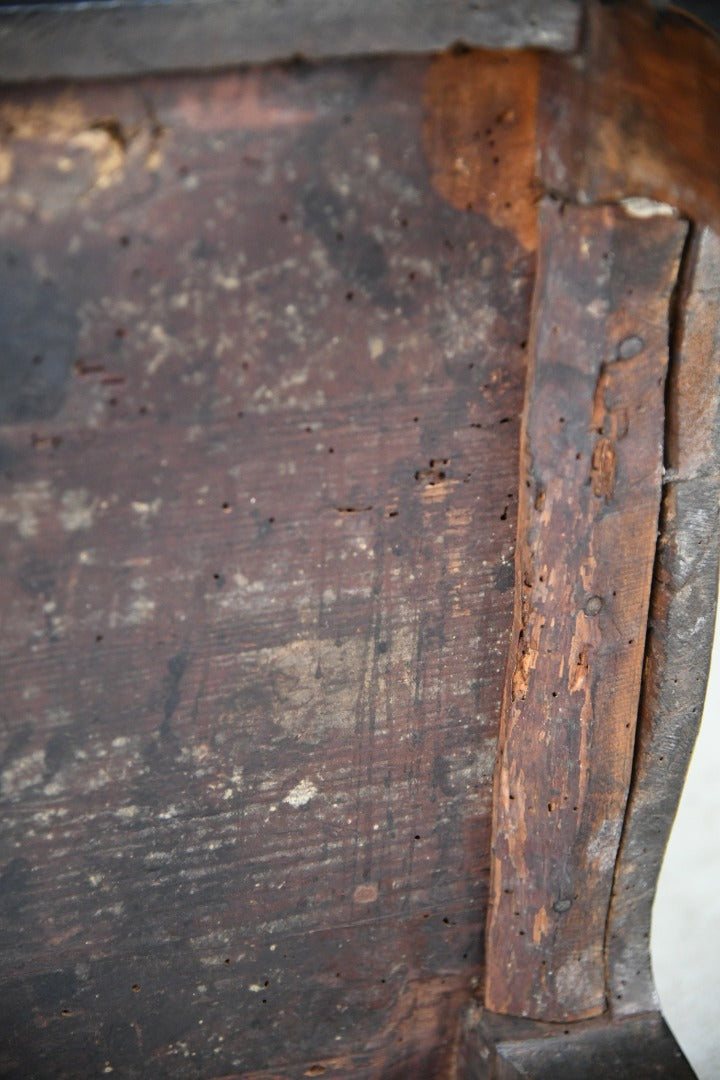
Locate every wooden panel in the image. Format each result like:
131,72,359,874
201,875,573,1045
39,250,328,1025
1,3,719,1073
0,58,532,1077
485,199,687,1021
457,1007,695,1080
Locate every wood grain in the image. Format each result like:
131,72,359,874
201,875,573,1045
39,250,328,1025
1,3,719,1071
423,49,539,253
0,58,531,1078
485,199,687,1021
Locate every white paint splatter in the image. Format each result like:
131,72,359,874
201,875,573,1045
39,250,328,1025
369,336,385,360
59,488,97,532
283,778,318,808
147,324,175,375
621,196,677,219
131,498,162,523
212,270,240,291
586,298,609,319
121,596,156,625
0,480,51,538
1,749,45,798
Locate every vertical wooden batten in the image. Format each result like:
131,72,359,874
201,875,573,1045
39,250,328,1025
485,198,688,1022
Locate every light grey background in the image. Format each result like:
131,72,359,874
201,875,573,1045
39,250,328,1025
653,580,720,1078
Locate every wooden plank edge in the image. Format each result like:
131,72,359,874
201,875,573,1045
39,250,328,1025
606,226,720,1016
537,0,720,235
0,0,580,85
455,1005,695,1079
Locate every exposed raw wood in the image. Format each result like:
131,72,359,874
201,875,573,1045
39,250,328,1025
538,1,720,233
423,49,539,253
485,199,688,1022
607,226,720,1016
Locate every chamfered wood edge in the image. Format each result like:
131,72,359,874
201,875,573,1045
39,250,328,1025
606,225,720,1017
455,1005,695,1079
464,222,720,1078
0,0,580,85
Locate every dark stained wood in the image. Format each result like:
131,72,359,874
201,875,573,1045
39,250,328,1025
1,3,720,1074
0,1,581,84
485,199,688,1022
0,58,532,1078
607,226,720,1016
538,0,720,233
457,1006,695,1079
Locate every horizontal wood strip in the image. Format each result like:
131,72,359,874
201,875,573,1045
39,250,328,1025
538,1,720,233
0,1,580,83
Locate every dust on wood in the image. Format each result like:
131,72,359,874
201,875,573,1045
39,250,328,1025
0,56,529,1078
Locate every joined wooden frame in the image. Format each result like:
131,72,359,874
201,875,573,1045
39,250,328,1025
0,2,718,1076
